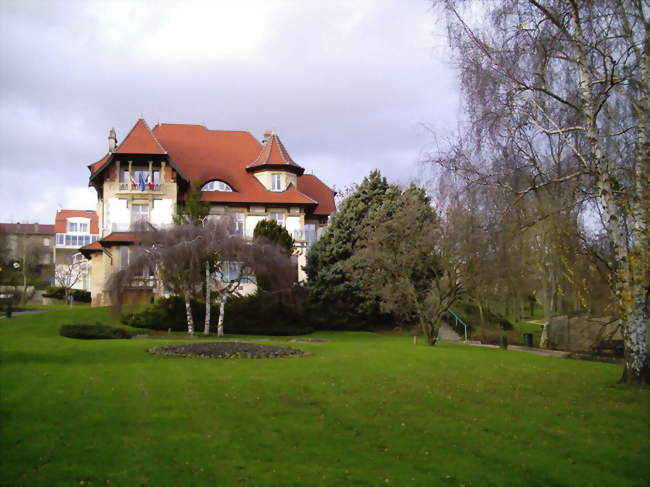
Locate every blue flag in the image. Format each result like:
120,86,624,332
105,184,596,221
139,173,146,191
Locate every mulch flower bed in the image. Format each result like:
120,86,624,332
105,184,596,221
147,341,307,359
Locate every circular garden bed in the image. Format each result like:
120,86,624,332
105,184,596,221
147,341,307,359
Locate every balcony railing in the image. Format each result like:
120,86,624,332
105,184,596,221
118,182,162,192
291,230,317,247
126,276,157,289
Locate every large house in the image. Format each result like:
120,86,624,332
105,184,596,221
80,118,336,306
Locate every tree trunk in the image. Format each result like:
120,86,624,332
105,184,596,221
478,302,485,327
217,298,226,337
204,263,211,335
183,293,194,335
21,254,28,305
565,3,648,382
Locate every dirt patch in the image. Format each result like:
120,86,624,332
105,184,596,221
147,341,307,359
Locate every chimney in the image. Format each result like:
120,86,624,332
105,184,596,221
263,130,273,143
108,127,117,152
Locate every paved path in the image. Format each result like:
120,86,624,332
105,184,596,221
0,309,47,320
437,324,570,358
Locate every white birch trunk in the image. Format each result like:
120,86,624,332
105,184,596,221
569,4,648,381
183,292,194,335
217,298,226,337
204,263,211,335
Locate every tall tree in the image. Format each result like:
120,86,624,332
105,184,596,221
305,170,401,326
348,185,465,344
174,181,212,331
433,0,649,383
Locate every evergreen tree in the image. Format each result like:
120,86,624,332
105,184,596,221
253,219,295,291
174,181,210,225
304,170,401,326
253,219,294,256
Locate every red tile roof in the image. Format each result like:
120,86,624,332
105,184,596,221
79,241,102,258
246,133,304,175
100,232,139,244
87,120,336,216
54,209,99,234
115,118,166,155
297,174,336,216
0,223,55,235
88,153,110,175
155,124,316,207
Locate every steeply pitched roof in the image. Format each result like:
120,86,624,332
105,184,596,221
246,132,304,175
297,174,336,216
154,124,316,207
54,209,99,234
115,118,167,155
86,120,336,216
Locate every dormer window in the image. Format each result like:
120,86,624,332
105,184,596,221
271,174,282,191
67,221,89,233
202,180,233,192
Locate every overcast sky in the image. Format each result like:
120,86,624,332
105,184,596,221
0,0,459,225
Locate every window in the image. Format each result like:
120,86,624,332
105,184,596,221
233,212,244,236
120,246,129,270
67,222,78,233
221,261,254,283
271,174,282,191
131,204,149,224
79,223,88,233
270,212,285,227
305,224,317,247
202,180,233,192
43,238,50,246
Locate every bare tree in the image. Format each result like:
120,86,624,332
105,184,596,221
432,0,649,382
108,221,293,335
54,255,84,303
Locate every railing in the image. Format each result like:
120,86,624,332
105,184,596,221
447,308,470,342
118,182,162,192
126,276,157,289
291,230,317,247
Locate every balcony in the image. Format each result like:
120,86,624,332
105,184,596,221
291,230,317,247
118,182,162,193
126,276,157,289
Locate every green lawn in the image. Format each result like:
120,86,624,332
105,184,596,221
1,307,649,487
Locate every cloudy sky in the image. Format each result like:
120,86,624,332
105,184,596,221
0,0,459,225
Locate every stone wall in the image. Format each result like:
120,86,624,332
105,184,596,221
546,315,622,353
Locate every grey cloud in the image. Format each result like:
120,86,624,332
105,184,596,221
0,0,458,223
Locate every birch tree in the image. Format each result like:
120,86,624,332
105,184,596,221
108,221,293,335
432,0,649,383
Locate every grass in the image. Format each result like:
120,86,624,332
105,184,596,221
1,307,649,487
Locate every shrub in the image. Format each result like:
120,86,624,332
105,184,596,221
60,323,133,340
122,293,314,335
72,290,92,302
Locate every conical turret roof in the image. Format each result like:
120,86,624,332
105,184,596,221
246,132,304,175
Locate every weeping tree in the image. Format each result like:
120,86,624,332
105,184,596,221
108,220,293,335
432,0,649,383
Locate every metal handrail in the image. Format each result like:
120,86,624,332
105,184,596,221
447,308,469,342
